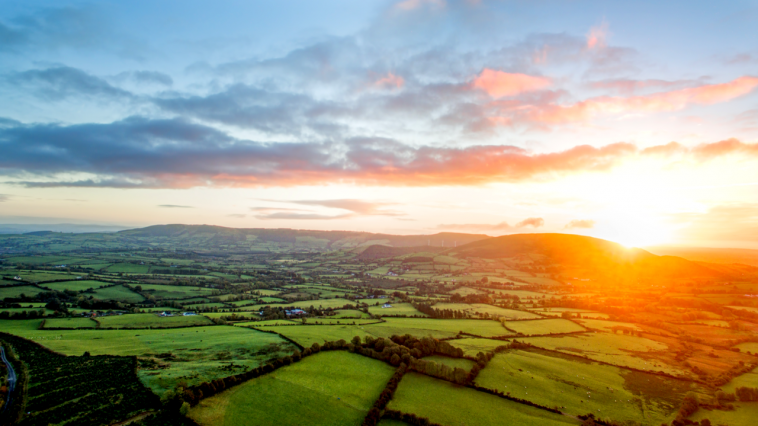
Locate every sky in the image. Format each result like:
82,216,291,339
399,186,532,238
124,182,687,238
1,0,758,248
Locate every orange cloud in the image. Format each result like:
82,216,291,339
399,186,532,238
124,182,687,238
527,76,758,124
564,219,595,229
436,217,544,233
7,115,758,189
472,68,551,98
586,21,609,49
516,217,545,228
374,72,404,89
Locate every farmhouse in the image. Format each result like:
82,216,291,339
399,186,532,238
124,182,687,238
382,303,393,308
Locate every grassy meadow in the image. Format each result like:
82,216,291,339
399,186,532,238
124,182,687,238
388,372,578,426
189,351,395,426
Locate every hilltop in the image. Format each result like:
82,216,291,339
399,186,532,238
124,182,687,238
447,233,740,283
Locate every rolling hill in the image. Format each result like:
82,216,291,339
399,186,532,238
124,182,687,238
446,233,741,282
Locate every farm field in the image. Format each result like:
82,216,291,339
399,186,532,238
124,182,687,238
250,324,373,347
92,284,145,303
138,284,215,299
504,318,586,335
328,309,371,319
0,284,47,299
97,313,213,328
690,402,758,426
449,337,511,355
422,355,476,371
475,349,698,424
388,372,577,426
363,317,513,339
368,302,427,317
189,351,396,426
42,279,112,292
240,298,356,311
0,319,297,395
433,303,542,319
43,317,98,328
521,334,689,375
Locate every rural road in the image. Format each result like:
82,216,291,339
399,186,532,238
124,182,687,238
1,346,17,415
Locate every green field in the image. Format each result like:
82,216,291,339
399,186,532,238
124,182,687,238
434,303,542,319
737,342,758,354
690,402,758,426
97,313,213,328
106,263,151,273
328,309,372,319
368,302,427,317
42,279,112,292
422,355,476,371
476,349,696,424
138,283,215,299
0,319,297,395
388,372,577,426
505,319,586,335
43,317,99,328
92,284,145,303
0,284,47,299
522,334,688,375
363,317,513,339
575,318,642,332
449,337,511,355
249,324,373,347
239,298,355,312
722,367,758,392
189,351,396,426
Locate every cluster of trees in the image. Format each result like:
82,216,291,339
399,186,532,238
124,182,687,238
412,302,470,319
0,309,49,319
676,393,700,422
735,386,758,401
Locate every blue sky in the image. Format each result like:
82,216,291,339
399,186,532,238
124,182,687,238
1,0,758,247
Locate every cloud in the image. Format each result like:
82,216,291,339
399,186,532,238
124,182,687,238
252,199,403,221
521,76,758,124
250,207,309,213
283,199,403,216
586,20,609,49
471,68,551,98
10,66,134,101
158,204,193,208
436,217,544,232
564,219,595,229
586,78,705,95
515,217,544,228
227,213,246,218
0,194,8,202
394,0,446,11
113,70,173,86
255,212,353,220
2,117,758,189
374,72,404,89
